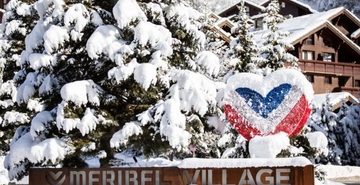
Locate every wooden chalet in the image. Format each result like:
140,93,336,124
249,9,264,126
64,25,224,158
273,7,360,98
213,5,360,98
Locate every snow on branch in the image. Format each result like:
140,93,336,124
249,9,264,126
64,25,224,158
60,80,102,106
168,70,218,116
30,111,54,139
34,0,65,19
43,25,69,54
5,133,69,180
56,102,104,136
112,0,147,29
134,63,157,90
110,121,142,148
158,99,190,149
195,51,220,76
86,25,120,59
64,4,90,33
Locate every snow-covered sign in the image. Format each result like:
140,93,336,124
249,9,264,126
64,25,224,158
224,68,313,140
29,157,314,185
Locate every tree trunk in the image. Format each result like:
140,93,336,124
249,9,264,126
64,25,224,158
99,126,116,167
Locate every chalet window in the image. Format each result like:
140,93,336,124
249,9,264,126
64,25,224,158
325,76,332,84
302,51,314,60
256,20,262,29
304,35,314,45
221,25,231,33
306,75,314,83
355,80,360,87
322,53,334,62
245,6,250,15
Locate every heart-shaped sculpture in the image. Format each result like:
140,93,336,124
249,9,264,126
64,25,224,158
223,68,313,140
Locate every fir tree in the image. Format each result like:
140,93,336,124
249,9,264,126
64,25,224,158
308,94,360,165
3,0,222,180
0,0,39,155
259,0,298,73
225,0,264,75
332,99,360,165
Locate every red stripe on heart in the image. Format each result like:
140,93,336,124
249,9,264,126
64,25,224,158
224,104,262,140
224,95,311,140
271,95,311,137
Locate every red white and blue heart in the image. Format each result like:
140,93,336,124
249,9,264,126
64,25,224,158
223,69,313,140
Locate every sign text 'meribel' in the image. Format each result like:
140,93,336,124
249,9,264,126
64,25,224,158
46,168,291,185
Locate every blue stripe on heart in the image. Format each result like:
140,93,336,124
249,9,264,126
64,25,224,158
235,83,292,118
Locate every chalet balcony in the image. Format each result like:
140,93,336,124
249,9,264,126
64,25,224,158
298,60,360,77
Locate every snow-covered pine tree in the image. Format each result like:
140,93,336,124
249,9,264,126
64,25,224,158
108,0,223,160
335,98,360,165
216,1,264,159
259,0,298,73
2,0,115,180
3,0,222,180
345,99,360,165
224,0,265,75
306,94,357,165
318,94,341,164
0,0,39,155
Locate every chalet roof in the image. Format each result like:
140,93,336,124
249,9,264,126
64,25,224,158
218,0,265,16
207,12,221,21
312,92,359,110
260,0,317,13
251,13,266,19
207,13,236,43
253,7,360,55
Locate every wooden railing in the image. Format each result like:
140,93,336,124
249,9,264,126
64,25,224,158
298,60,360,77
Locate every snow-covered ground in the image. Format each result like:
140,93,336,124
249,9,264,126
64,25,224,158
1,130,359,185
318,165,360,184
1,153,360,185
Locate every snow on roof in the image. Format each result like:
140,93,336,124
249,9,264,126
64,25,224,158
312,92,359,109
253,7,360,54
243,0,265,10
214,17,235,27
178,157,312,168
252,12,326,44
251,12,266,19
351,28,360,39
